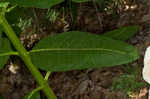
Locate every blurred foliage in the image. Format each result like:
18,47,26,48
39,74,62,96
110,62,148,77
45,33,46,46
0,96,3,99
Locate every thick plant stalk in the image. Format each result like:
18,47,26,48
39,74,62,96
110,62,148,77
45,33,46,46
0,14,57,99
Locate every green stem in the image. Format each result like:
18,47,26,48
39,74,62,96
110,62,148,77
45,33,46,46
0,51,18,57
0,14,57,99
45,71,51,80
27,86,43,99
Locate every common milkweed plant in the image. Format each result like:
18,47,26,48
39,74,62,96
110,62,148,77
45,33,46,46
0,0,139,99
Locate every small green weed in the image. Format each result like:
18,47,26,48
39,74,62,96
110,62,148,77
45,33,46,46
46,9,59,23
112,64,147,96
18,17,33,31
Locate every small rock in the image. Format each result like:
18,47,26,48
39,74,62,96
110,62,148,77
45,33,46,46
78,80,89,94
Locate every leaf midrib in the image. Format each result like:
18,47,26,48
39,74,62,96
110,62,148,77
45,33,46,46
0,48,134,57
30,48,128,55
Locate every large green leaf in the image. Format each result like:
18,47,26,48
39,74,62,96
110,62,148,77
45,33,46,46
30,31,139,72
103,26,139,41
6,0,64,8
